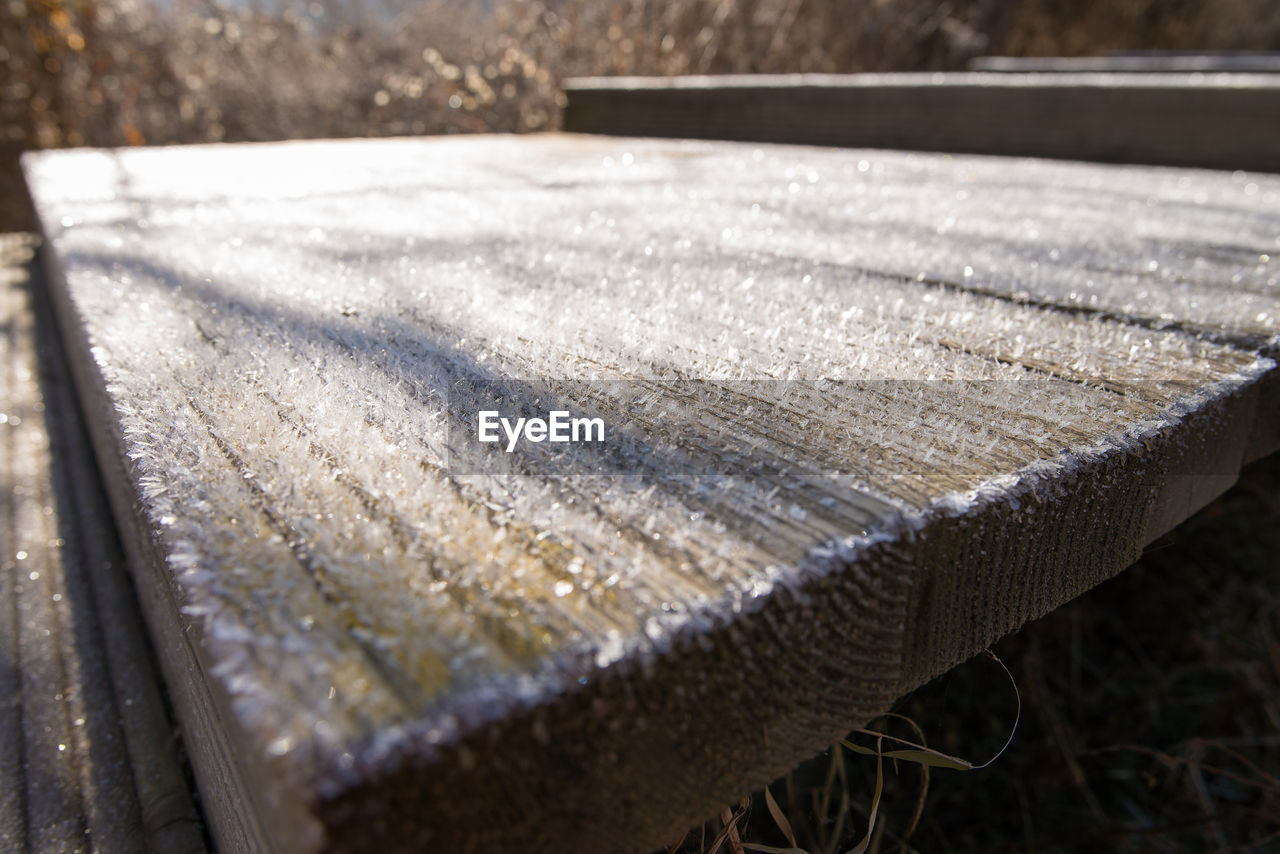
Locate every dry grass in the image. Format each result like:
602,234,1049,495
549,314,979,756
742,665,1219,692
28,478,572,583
664,453,1280,853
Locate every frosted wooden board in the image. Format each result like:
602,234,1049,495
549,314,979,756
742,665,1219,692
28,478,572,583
22,135,1280,854
563,72,1280,173
0,235,204,853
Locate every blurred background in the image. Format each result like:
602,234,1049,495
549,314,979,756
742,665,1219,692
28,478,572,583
4,0,1280,231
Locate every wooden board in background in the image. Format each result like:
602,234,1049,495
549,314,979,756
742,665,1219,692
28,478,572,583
969,54,1280,73
562,73,1280,172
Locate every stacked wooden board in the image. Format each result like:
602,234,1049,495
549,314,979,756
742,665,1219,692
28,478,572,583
0,234,206,853
22,134,1280,853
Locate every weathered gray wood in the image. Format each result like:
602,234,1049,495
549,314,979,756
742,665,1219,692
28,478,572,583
0,238,29,854
0,234,205,853
970,54,1280,73
562,72,1280,172
22,134,1280,854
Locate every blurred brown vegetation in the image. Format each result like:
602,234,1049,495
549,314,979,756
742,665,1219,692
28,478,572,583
4,0,1280,229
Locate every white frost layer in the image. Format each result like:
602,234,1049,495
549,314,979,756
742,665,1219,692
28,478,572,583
24,135,1280,775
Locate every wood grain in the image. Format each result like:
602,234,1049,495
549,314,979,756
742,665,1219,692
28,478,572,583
22,134,1280,853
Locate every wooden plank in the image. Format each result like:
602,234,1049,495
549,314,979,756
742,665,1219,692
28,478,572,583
561,72,1280,172
22,134,1280,854
0,234,205,853
970,54,1280,73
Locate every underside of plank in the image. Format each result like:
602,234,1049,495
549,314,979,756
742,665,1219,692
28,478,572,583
0,234,205,854
22,134,1280,854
